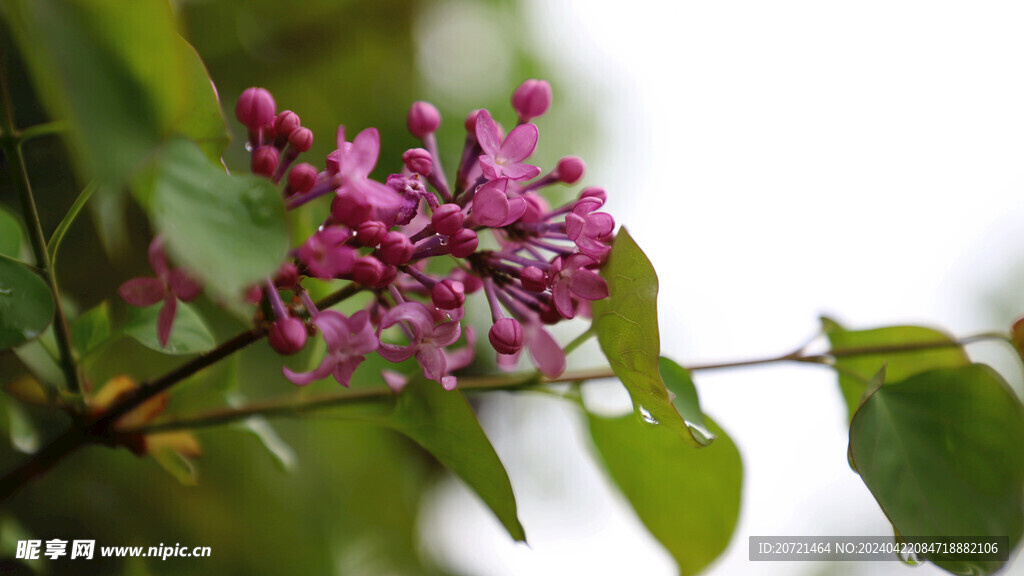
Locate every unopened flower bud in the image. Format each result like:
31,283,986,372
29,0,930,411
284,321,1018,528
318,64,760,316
579,186,606,205
431,204,464,236
273,263,300,289
451,268,482,294
353,256,384,286
236,87,276,131
269,317,307,355
379,232,414,265
252,146,280,177
375,265,398,288
449,228,478,258
520,266,547,292
432,279,466,310
288,127,314,152
465,109,483,134
512,79,552,122
407,101,441,138
355,220,388,247
555,156,585,184
274,110,301,139
402,148,433,176
489,318,524,355
287,163,319,196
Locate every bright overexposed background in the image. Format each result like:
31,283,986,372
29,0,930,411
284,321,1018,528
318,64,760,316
415,2,1024,575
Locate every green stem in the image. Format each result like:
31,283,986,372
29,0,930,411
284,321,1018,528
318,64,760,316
17,120,65,143
0,63,81,397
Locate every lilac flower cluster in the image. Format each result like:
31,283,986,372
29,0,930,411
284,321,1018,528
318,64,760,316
121,80,615,391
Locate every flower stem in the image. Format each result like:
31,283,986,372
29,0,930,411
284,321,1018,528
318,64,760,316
0,60,81,397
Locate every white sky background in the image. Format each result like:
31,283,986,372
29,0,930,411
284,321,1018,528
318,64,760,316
416,2,1024,575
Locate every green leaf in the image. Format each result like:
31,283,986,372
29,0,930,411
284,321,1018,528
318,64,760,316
5,401,41,454
47,181,96,267
0,255,54,351
150,447,199,486
591,228,705,446
823,318,969,420
227,391,298,474
4,0,229,190
0,205,24,259
385,377,525,542
71,300,112,358
588,412,742,576
659,356,715,445
149,138,288,303
124,301,215,355
849,364,1024,576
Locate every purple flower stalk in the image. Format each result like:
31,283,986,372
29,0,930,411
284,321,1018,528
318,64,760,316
118,80,621,389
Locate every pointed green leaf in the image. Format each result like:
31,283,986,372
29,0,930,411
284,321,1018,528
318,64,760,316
227,391,298,473
124,301,215,355
0,255,54,351
150,138,288,303
588,412,742,576
150,447,199,486
659,356,715,445
71,300,112,358
823,318,968,420
4,0,229,189
849,364,1024,576
591,228,705,446
385,377,525,542
0,206,24,259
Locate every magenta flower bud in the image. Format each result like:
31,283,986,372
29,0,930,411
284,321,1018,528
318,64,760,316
512,79,552,122
325,149,341,174
274,110,301,138
520,266,547,292
331,191,372,227
489,318,524,355
431,279,466,310
236,87,276,131
449,228,478,258
273,262,300,289
375,265,398,288
379,231,414,265
579,186,606,204
269,317,308,355
431,203,465,236
287,163,319,196
520,192,549,224
402,147,433,176
355,220,388,247
252,146,280,177
555,156,585,184
288,127,314,153
464,109,483,133
408,101,441,138
353,256,384,286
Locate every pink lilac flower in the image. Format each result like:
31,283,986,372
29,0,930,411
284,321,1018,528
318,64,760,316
283,310,378,386
565,202,615,261
377,302,463,390
472,178,527,227
296,227,356,279
475,110,541,181
118,236,202,348
548,254,609,319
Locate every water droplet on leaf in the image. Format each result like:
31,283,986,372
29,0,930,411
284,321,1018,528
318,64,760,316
638,405,659,425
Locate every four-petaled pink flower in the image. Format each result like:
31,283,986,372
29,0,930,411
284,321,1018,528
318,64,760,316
472,178,527,227
549,254,610,319
475,110,541,182
378,302,463,390
565,203,615,261
333,126,403,224
284,310,378,387
296,227,356,279
118,236,202,348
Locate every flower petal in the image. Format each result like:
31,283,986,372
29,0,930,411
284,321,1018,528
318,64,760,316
380,302,434,337
499,123,539,162
528,324,566,377
118,277,165,307
378,341,416,363
344,127,380,179
157,296,177,348
283,356,335,386
472,181,510,227
474,109,502,156
416,344,447,382
169,269,202,301
147,236,169,278
332,356,364,388
571,269,609,301
432,319,462,347
499,162,541,182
